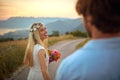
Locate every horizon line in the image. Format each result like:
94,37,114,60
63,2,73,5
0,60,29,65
0,16,82,21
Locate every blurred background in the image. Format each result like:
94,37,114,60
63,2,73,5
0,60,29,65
0,0,88,80
0,0,85,38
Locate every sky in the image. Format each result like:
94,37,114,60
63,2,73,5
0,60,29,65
0,0,80,20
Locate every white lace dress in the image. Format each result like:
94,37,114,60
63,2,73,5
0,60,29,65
27,44,49,80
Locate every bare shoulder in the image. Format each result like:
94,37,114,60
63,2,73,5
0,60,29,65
38,49,46,54
38,49,46,58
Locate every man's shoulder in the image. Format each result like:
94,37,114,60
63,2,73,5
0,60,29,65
61,48,86,68
56,49,87,79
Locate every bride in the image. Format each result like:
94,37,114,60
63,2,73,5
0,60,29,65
23,23,50,80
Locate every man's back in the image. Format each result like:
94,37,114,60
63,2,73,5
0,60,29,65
56,0,120,79
56,37,120,80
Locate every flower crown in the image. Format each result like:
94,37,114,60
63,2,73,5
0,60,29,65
30,23,43,32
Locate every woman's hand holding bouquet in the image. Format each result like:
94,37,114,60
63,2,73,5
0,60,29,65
48,49,61,63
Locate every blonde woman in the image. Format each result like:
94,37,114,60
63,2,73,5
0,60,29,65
23,23,50,80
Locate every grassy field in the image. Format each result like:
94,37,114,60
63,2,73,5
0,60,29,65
76,38,90,49
48,35,78,46
0,35,78,80
0,40,27,80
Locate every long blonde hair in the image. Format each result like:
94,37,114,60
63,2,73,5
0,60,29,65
23,23,48,67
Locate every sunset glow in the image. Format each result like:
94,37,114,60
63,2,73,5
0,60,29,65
0,0,79,20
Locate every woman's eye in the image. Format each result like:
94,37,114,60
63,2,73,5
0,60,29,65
44,28,46,30
40,27,46,31
41,29,43,31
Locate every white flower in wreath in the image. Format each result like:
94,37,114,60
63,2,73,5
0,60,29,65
30,29,33,32
33,27,37,31
30,28,36,32
30,23,41,32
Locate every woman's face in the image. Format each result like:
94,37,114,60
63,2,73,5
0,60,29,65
38,26,48,41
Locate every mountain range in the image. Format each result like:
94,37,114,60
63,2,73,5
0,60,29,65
0,17,85,39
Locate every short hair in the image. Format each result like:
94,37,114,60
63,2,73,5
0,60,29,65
76,0,120,33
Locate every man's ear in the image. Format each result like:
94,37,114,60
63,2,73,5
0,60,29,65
83,15,93,25
86,15,93,26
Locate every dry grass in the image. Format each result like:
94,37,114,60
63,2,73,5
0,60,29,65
0,40,27,80
76,38,90,49
48,35,77,46
0,35,79,80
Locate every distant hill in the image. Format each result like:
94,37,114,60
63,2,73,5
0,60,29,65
0,17,73,28
0,17,85,39
46,18,84,34
0,30,29,40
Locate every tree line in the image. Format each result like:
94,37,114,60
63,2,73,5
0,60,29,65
0,30,87,42
49,30,88,37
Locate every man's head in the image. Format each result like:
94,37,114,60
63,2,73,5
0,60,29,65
76,0,120,38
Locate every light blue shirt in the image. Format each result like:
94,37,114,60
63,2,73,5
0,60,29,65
56,37,120,80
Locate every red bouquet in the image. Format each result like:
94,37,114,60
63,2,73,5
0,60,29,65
48,49,61,63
